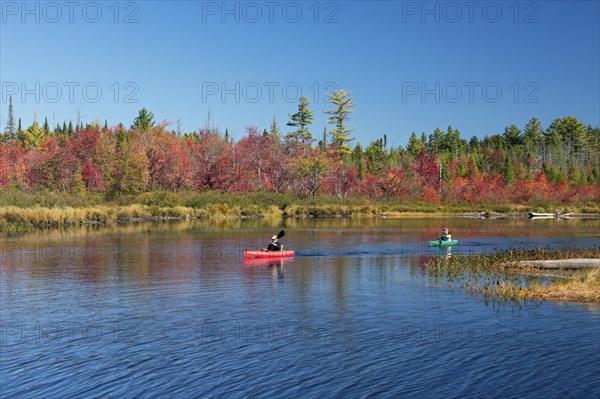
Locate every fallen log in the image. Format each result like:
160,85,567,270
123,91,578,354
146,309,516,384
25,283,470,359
508,259,600,270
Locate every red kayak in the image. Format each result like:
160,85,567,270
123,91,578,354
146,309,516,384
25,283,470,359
243,250,295,258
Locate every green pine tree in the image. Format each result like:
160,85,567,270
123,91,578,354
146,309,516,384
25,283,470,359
427,128,443,153
365,138,388,174
131,108,155,132
43,117,50,135
420,132,428,148
324,89,356,155
503,124,522,147
406,132,424,155
287,96,314,149
523,117,543,148
16,118,24,143
269,115,280,137
351,143,364,180
23,114,45,149
4,95,16,140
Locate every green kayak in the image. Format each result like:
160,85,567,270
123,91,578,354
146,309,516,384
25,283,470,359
428,239,458,247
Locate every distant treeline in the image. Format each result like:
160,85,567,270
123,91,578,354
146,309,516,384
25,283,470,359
1,91,599,208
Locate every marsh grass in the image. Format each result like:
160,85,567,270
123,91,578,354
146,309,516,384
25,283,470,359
425,249,600,303
1,188,598,233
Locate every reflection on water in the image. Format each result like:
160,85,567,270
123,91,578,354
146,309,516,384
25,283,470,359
1,218,599,398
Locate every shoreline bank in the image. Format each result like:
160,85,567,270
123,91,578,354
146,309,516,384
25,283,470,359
1,203,599,234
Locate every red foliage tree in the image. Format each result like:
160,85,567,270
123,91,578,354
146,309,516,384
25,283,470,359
187,130,233,191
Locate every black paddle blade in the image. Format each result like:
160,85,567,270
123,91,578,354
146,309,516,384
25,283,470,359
277,230,285,238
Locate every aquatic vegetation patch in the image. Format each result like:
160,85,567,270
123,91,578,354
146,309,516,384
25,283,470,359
425,249,600,303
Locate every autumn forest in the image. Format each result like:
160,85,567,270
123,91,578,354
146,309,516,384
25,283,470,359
1,89,599,212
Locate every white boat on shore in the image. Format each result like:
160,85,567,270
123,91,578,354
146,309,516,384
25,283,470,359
527,212,557,218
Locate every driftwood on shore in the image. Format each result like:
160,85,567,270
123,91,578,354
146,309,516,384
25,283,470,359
509,259,600,270
460,212,487,218
488,212,525,219
561,213,600,219
459,212,600,220
527,212,600,219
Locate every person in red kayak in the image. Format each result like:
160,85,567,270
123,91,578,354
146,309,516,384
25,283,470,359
266,235,283,251
440,227,452,241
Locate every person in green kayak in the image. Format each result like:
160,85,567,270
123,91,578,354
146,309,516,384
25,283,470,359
265,235,283,251
440,227,452,241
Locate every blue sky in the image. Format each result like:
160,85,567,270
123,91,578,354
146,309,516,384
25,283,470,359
1,0,599,146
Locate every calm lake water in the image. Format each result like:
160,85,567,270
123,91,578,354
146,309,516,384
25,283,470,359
1,218,599,398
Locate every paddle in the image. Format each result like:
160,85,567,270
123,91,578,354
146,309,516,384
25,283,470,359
277,230,285,251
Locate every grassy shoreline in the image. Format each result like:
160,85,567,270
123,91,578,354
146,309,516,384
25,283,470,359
2,202,598,232
426,249,600,303
2,188,598,232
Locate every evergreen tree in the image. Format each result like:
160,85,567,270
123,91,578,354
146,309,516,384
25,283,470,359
43,117,50,135
68,121,74,135
269,115,280,137
4,95,16,140
104,119,108,130
545,118,565,146
131,108,155,132
324,89,356,154
116,123,129,146
16,118,23,143
420,132,428,148
23,114,45,149
503,124,522,147
287,96,314,149
547,116,587,151
406,132,424,155
427,128,443,153
523,117,543,147
365,138,387,174
440,125,465,157
351,143,364,180
545,116,587,172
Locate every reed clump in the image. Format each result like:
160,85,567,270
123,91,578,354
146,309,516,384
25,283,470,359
527,269,600,302
425,249,600,303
